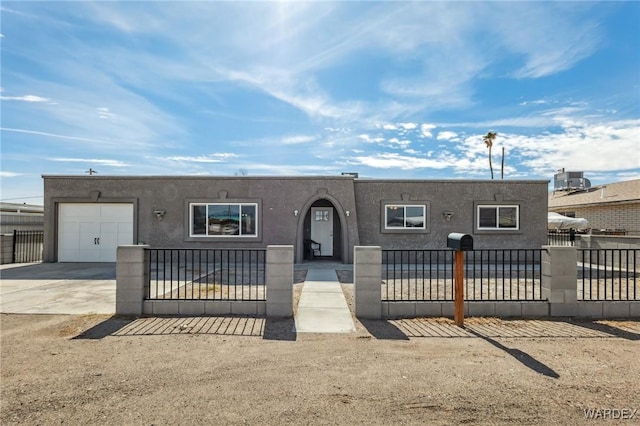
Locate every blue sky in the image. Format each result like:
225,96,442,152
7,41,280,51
1,1,639,205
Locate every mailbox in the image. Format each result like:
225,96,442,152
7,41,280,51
447,233,473,251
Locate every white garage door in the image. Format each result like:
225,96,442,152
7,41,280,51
58,203,134,262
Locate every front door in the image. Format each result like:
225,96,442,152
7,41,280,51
311,207,333,257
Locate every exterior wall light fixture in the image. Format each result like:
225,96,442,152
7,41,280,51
345,210,350,217
443,211,454,222
294,210,299,216
153,210,166,221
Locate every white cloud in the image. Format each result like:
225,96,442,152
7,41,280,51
349,153,451,170
163,154,239,163
613,171,640,181
398,122,417,130
325,127,351,133
516,120,640,174
437,131,458,141
446,119,640,176
420,124,436,138
358,134,385,143
281,135,316,145
2,2,636,189
0,94,50,102
520,99,550,106
349,115,640,179
386,138,411,149
97,107,116,119
490,3,603,79
1,127,120,145
0,171,22,178
231,163,341,175
7,2,612,135
51,158,130,167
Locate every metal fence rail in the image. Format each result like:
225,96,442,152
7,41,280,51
146,248,266,301
382,249,543,302
547,230,576,246
12,230,44,263
464,249,543,301
578,248,639,301
382,249,454,301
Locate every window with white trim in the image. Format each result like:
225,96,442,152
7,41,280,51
477,205,519,230
190,203,258,237
385,205,426,229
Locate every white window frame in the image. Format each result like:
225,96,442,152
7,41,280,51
384,204,426,230
477,205,519,230
189,202,258,237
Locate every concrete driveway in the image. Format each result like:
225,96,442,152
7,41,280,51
0,263,116,315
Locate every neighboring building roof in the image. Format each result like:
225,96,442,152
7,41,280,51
548,179,640,209
0,202,44,214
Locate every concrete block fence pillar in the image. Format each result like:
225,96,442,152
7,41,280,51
354,246,382,319
266,245,294,318
115,245,149,316
542,245,578,316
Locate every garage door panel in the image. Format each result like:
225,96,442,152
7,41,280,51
100,222,133,244
79,244,100,262
119,222,134,235
61,204,101,219
117,223,134,243
98,244,117,262
58,203,134,262
59,221,79,235
58,221,81,262
80,221,101,234
101,204,133,219
100,222,118,234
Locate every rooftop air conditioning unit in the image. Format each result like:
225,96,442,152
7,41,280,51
554,171,591,191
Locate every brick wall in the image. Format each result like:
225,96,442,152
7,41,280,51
563,203,640,236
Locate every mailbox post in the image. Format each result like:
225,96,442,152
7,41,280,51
447,233,473,327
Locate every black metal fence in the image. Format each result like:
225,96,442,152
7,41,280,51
146,248,266,301
12,230,44,263
578,248,639,301
382,249,543,302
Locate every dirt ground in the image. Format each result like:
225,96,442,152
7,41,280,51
2,276,639,425
2,304,639,426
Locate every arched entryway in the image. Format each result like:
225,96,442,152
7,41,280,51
295,196,348,263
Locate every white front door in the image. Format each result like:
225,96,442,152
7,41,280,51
58,203,134,262
311,207,333,257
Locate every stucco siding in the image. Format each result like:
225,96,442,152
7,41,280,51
43,176,360,262
43,175,548,262
354,180,548,249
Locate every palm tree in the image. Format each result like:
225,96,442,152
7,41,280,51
483,132,497,179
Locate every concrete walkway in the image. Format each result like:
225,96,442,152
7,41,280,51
295,268,356,333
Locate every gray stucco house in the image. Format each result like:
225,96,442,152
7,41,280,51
42,175,548,263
